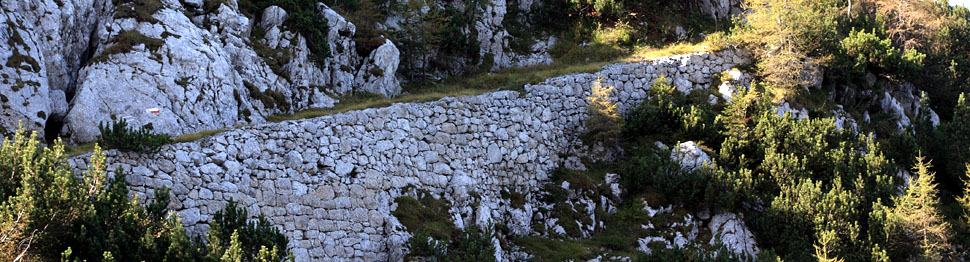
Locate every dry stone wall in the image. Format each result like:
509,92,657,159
68,50,750,261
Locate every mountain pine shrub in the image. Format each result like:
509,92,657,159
97,119,172,153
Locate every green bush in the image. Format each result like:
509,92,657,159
391,0,484,79
393,194,457,241
840,28,925,80
206,200,290,262
238,0,331,64
407,232,448,259
406,225,496,262
97,119,173,153
624,76,721,146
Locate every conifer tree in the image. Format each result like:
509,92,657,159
959,165,970,233
892,156,952,261
583,78,624,148
945,93,970,176
814,230,845,262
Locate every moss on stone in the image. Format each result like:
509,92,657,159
248,28,291,79
112,0,164,23
244,81,291,112
369,66,383,78
5,24,41,73
6,49,41,73
10,79,40,93
88,30,164,65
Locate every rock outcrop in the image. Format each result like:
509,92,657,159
671,141,711,171
708,212,760,258
0,0,108,138
64,3,263,142
355,40,401,98
698,0,743,21
3,0,406,142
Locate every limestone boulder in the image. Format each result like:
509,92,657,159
64,7,261,142
355,40,401,98
709,213,760,258
671,141,711,171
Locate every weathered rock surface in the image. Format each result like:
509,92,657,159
0,0,107,137
880,82,940,133
3,0,404,141
709,212,760,258
698,0,743,20
64,4,262,142
637,199,759,259
355,40,401,98
671,141,711,171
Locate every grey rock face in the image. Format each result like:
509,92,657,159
709,213,760,258
355,40,401,98
4,1,405,141
64,5,261,142
0,0,107,137
0,16,51,135
774,101,809,120
260,6,287,29
698,0,743,20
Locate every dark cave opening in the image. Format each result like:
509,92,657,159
44,116,65,144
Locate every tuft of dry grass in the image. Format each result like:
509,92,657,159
65,142,96,157
630,32,730,60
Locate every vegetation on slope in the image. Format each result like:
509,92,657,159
0,128,291,261
392,192,496,261
556,63,970,260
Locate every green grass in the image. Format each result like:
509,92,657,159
511,236,594,261
65,142,96,157
174,128,231,143
631,32,730,60
392,194,457,241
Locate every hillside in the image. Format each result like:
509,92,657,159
2,0,970,261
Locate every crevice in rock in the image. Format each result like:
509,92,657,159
44,116,65,144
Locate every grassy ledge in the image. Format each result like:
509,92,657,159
63,37,724,157
267,60,615,122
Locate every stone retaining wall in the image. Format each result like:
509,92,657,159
69,50,751,261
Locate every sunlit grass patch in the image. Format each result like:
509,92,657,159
630,32,730,60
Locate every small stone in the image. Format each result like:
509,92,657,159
335,161,354,176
